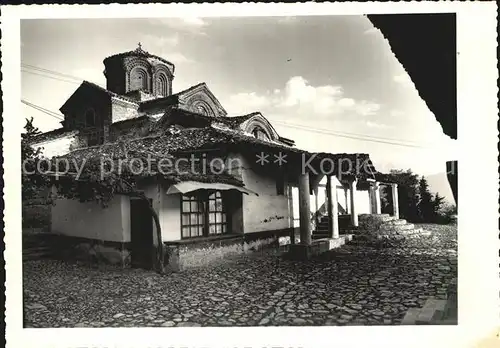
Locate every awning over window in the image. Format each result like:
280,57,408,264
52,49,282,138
166,181,259,196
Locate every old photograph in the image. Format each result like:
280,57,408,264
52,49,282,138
2,2,498,348
20,14,459,328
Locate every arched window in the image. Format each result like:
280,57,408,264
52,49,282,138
251,126,270,141
155,73,169,96
130,67,148,91
191,100,213,117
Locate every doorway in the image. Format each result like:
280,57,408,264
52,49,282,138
130,198,154,269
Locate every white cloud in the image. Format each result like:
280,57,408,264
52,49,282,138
363,27,380,35
366,121,390,129
393,72,413,86
142,33,180,47
227,92,271,114
162,52,194,64
389,110,404,118
354,100,381,116
180,17,206,27
224,75,381,119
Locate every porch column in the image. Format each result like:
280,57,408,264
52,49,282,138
326,175,339,238
298,172,312,245
326,176,333,238
348,178,358,227
391,183,400,219
313,187,319,226
287,185,295,245
373,181,381,214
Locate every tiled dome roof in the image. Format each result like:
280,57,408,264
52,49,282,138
103,45,175,72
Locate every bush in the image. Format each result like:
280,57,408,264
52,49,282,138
435,203,458,224
22,204,51,228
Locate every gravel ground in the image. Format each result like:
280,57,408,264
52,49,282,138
23,223,457,327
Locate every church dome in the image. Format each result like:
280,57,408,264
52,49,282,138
103,44,175,97
103,44,175,74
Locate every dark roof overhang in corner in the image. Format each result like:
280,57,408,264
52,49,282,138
368,13,457,140
368,13,458,204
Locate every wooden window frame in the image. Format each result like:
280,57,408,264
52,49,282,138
180,191,228,239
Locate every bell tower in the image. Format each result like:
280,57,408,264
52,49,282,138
103,44,175,99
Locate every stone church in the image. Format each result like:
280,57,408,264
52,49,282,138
29,45,399,271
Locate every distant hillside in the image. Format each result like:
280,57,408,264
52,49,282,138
425,172,456,205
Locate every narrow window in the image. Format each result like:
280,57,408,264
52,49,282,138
84,109,96,128
276,175,285,196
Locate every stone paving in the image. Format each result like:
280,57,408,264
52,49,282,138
23,223,457,327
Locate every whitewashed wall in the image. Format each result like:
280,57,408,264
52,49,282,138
51,195,129,242
229,154,290,233
160,190,182,242
32,135,77,158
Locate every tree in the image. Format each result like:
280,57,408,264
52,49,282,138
432,192,446,217
417,176,447,222
22,117,50,201
417,176,433,221
380,169,420,222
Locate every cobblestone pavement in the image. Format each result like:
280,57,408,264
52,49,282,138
23,223,457,327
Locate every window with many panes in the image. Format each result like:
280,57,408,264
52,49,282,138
181,191,228,239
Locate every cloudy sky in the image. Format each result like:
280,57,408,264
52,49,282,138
21,16,457,177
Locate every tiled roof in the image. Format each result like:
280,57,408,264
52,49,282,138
54,123,377,183
55,134,242,186
82,81,139,104
30,128,78,144
159,108,258,130
217,113,259,128
103,47,175,73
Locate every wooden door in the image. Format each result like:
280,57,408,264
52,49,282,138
130,198,154,269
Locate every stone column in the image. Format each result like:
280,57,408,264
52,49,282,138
373,181,381,215
287,185,295,245
391,183,399,219
330,177,339,238
313,187,319,226
326,176,333,238
298,172,312,245
369,185,376,214
348,178,358,227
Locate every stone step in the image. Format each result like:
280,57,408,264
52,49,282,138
382,219,407,226
313,229,329,235
340,229,362,235
360,213,390,218
380,223,415,231
312,234,330,240
401,297,447,325
401,308,420,325
23,251,52,261
416,298,447,324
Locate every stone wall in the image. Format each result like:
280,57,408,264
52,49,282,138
28,233,131,267
163,233,281,272
32,134,80,158
111,99,140,123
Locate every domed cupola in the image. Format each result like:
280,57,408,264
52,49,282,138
103,44,175,98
